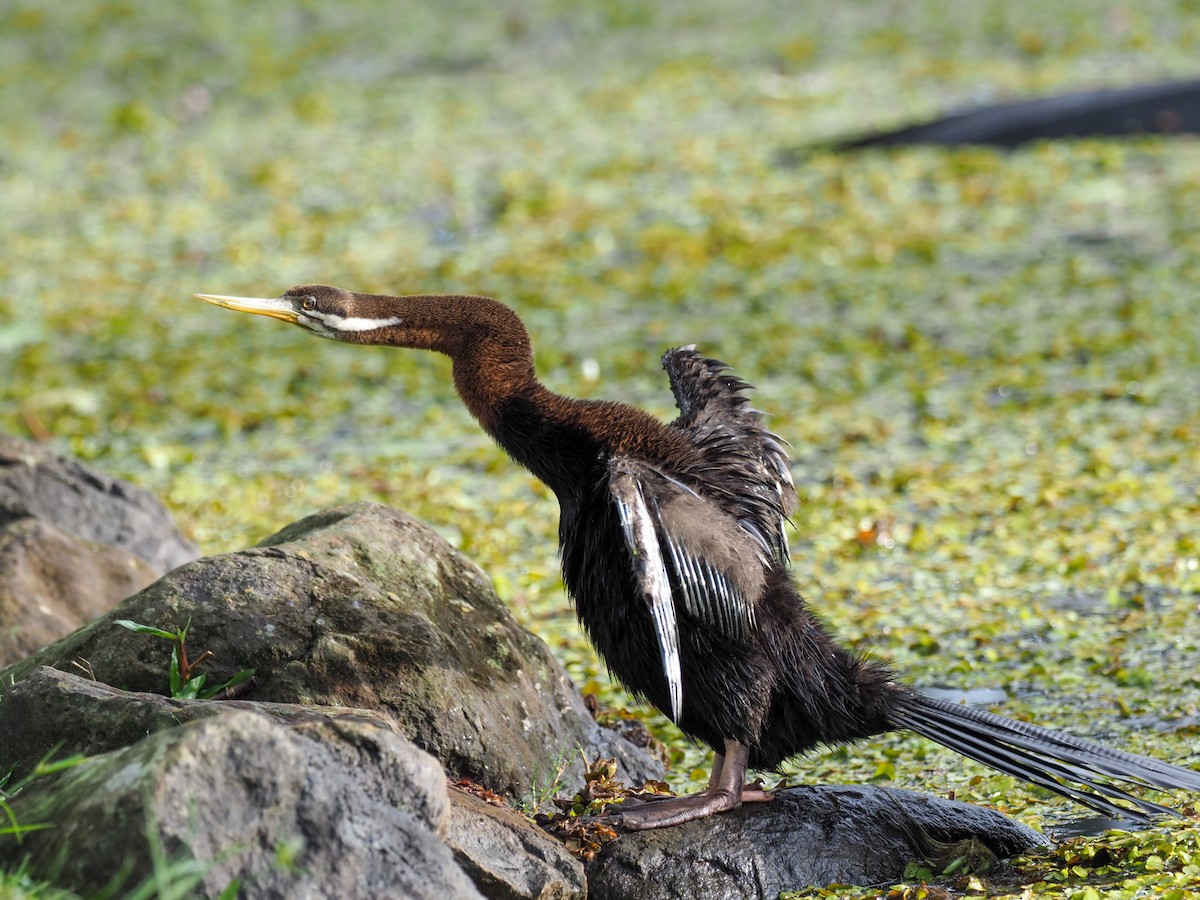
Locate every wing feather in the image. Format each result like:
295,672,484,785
609,457,768,722
663,347,796,563
610,462,684,722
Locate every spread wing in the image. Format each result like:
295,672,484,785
662,346,796,563
609,457,768,723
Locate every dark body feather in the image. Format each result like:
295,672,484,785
557,443,902,768
484,352,903,767
198,285,1200,829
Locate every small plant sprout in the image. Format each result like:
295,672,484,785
115,618,255,700
516,749,572,818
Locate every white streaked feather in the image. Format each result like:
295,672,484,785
307,310,405,332
611,473,684,723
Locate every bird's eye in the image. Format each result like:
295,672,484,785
301,297,316,311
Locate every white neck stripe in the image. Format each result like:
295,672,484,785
308,311,405,332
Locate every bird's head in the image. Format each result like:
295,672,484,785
194,284,405,340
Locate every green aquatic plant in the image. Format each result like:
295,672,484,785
114,620,255,701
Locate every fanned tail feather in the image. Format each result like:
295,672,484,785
890,693,1200,822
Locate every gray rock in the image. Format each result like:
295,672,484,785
0,709,481,899
0,517,158,667
587,784,1048,899
0,666,394,782
0,502,662,799
0,435,198,574
0,435,200,667
448,788,586,900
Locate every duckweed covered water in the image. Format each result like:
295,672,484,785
2,2,1198,896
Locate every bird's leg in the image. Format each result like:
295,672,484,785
708,750,774,803
604,740,770,830
706,750,726,788
620,750,728,808
617,747,773,810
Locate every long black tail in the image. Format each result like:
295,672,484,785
889,693,1200,821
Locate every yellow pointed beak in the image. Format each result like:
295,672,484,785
194,293,299,324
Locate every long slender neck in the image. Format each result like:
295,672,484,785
347,293,688,497
351,294,606,491
344,293,539,427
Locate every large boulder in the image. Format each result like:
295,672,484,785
0,666,394,782
0,435,199,666
0,518,157,667
0,493,1054,898
0,666,586,900
586,784,1047,899
0,435,198,573
0,663,1049,899
0,708,481,899
0,502,661,799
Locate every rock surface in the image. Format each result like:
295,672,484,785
0,502,662,799
586,784,1048,899
447,788,587,900
1,709,482,899
0,666,394,782
0,663,1052,899
0,435,198,573
0,518,157,667
0,434,199,666
0,476,1052,899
